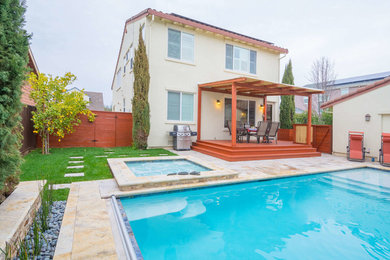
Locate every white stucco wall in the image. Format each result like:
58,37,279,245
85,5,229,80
113,15,283,147
332,83,390,158
112,17,148,112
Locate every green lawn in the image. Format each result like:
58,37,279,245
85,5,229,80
52,188,70,201
21,146,176,184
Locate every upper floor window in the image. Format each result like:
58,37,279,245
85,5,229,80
168,28,194,63
226,44,256,74
130,46,134,69
116,68,122,88
167,91,194,121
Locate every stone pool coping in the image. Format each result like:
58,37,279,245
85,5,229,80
54,153,390,260
107,156,238,191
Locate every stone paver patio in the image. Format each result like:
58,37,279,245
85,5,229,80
53,151,389,259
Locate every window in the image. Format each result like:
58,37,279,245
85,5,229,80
116,68,122,88
266,104,273,121
123,98,125,112
340,88,349,96
224,98,256,127
168,28,194,63
303,97,308,105
226,44,256,74
130,46,134,69
167,91,194,121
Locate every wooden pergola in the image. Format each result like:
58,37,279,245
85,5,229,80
197,77,324,146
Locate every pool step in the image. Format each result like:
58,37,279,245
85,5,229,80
319,177,390,201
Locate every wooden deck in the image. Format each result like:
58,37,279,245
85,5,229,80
191,140,321,161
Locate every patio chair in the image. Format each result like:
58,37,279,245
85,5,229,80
347,131,366,162
379,133,390,167
226,120,246,143
256,121,270,143
265,122,280,144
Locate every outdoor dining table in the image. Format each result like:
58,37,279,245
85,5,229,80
246,127,257,143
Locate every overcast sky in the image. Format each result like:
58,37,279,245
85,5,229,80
25,0,390,106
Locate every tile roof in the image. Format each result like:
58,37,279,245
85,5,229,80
126,8,288,54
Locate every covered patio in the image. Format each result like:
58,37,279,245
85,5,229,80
192,77,324,161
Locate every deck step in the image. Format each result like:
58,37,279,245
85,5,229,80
192,142,317,155
191,140,321,161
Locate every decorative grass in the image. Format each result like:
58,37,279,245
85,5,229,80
20,147,176,184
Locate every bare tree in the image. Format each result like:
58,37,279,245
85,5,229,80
309,57,336,116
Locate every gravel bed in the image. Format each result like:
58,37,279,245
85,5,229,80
15,201,66,260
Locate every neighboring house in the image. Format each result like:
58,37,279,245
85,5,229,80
295,71,390,114
111,8,288,147
21,48,39,106
321,77,390,159
68,87,105,111
20,48,39,153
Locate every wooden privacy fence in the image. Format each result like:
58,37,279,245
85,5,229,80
279,124,332,154
37,111,133,148
20,105,36,154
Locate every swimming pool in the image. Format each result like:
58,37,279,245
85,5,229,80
120,167,390,259
125,159,211,177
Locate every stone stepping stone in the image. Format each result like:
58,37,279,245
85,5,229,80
140,154,149,156
67,165,84,169
95,155,108,158
52,184,72,189
70,156,83,159
64,172,84,177
69,161,84,164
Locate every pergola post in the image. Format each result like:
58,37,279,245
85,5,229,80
263,96,267,121
197,86,202,141
232,82,237,146
307,94,312,145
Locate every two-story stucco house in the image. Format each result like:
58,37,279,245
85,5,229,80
111,9,289,147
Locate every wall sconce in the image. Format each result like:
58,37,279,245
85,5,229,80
365,113,371,122
259,104,264,113
216,99,221,105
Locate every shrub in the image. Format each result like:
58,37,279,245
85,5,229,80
0,0,30,202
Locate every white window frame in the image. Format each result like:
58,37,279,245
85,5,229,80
167,28,195,63
225,44,256,75
166,90,194,122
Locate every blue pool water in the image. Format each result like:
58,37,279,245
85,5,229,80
121,168,390,259
125,159,210,177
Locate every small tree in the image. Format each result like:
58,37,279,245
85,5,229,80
29,72,95,154
0,0,30,202
280,60,295,129
309,57,336,117
132,25,150,149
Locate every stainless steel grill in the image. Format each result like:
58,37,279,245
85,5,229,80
169,125,197,151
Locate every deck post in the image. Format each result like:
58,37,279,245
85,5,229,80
197,86,202,141
307,94,312,145
263,96,267,121
232,82,237,146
